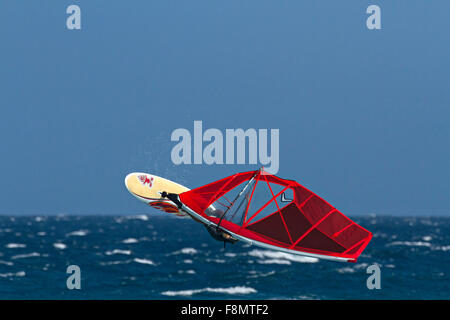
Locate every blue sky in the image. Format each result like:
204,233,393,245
0,1,448,216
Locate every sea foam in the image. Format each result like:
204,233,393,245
105,249,132,256
5,243,26,249
66,230,89,237
161,286,257,297
133,258,155,265
247,249,319,264
0,271,26,278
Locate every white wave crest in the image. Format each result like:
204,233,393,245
131,215,149,221
5,243,26,249
122,238,139,244
387,241,432,247
99,260,132,266
177,270,196,274
180,247,198,254
0,260,14,266
433,245,450,252
11,252,40,260
172,247,198,255
66,230,89,237
247,270,276,278
224,252,236,257
0,271,26,278
247,249,319,264
336,267,356,274
105,249,132,256
114,215,149,224
161,286,257,297
133,258,155,265
53,243,67,250
206,258,226,264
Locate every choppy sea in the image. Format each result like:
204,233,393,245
0,215,448,299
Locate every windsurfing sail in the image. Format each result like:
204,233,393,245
179,169,372,262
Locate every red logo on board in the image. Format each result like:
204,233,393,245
138,175,154,188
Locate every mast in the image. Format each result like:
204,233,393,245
216,169,260,231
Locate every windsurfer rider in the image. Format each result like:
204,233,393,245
204,224,238,244
203,206,238,244
160,192,238,244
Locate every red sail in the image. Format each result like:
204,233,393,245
179,170,372,262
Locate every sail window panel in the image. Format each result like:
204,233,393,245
206,179,256,226
244,179,279,224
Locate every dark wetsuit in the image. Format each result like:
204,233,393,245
203,208,238,244
204,224,237,244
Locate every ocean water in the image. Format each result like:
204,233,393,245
0,215,448,299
